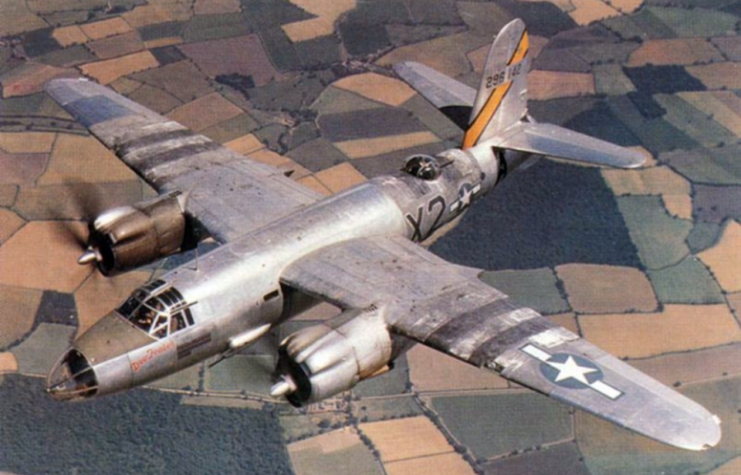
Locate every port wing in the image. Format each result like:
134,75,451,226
281,235,721,451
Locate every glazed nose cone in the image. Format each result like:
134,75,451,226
46,349,99,401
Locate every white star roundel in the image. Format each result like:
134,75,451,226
449,183,481,212
549,355,598,385
521,344,623,400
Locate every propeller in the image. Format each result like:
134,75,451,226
50,180,109,267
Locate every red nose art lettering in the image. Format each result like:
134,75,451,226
131,340,176,372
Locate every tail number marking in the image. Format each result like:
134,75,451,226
485,62,526,90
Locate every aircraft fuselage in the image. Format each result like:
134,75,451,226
48,144,507,400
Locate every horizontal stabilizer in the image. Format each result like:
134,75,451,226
393,61,476,109
491,122,646,169
394,62,476,129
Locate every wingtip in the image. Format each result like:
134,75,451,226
43,77,88,94
680,414,722,451
643,409,722,452
619,149,649,169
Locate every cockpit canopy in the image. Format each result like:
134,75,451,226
403,154,441,180
117,280,194,339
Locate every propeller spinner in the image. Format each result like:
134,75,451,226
77,248,101,265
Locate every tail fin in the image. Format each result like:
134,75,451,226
463,19,529,149
394,19,645,169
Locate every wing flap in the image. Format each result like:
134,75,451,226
491,122,646,169
281,235,721,450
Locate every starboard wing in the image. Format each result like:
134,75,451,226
281,235,721,451
45,79,322,243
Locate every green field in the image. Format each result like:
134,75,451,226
352,355,410,398
482,442,591,475
479,267,569,314
687,221,723,253
280,410,351,441
11,323,75,375
664,146,741,186
431,393,572,459
617,195,692,270
648,257,724,304
351,395,424,423
655,94,736,148
148,362,202,391
204,354,275,396
291,442,382,475
647,6,738,37
281,414,327,442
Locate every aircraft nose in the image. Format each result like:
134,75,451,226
46,349,99,401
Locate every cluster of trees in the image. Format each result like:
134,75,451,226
0,376,294,475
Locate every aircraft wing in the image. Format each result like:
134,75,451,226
45,79,322,243
281,235,721,451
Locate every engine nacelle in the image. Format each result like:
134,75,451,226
271,307,392,407
83,192,196,275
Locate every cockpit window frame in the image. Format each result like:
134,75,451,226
116,280,194,339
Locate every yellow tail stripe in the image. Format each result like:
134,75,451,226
462,82,512,149
463,31,529,149
509,31,529,66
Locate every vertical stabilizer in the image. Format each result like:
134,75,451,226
394,19,645,169
463,19,530,149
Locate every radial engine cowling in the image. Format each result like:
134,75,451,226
82,192,194,275
271,307,392,407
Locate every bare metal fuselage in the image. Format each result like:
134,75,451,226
49,145,505,400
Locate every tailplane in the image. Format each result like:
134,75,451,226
394,19,645,169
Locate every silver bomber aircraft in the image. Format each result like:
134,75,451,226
45,19,721,451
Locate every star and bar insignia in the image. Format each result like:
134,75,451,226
450,183,482,212
521,344,623,400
